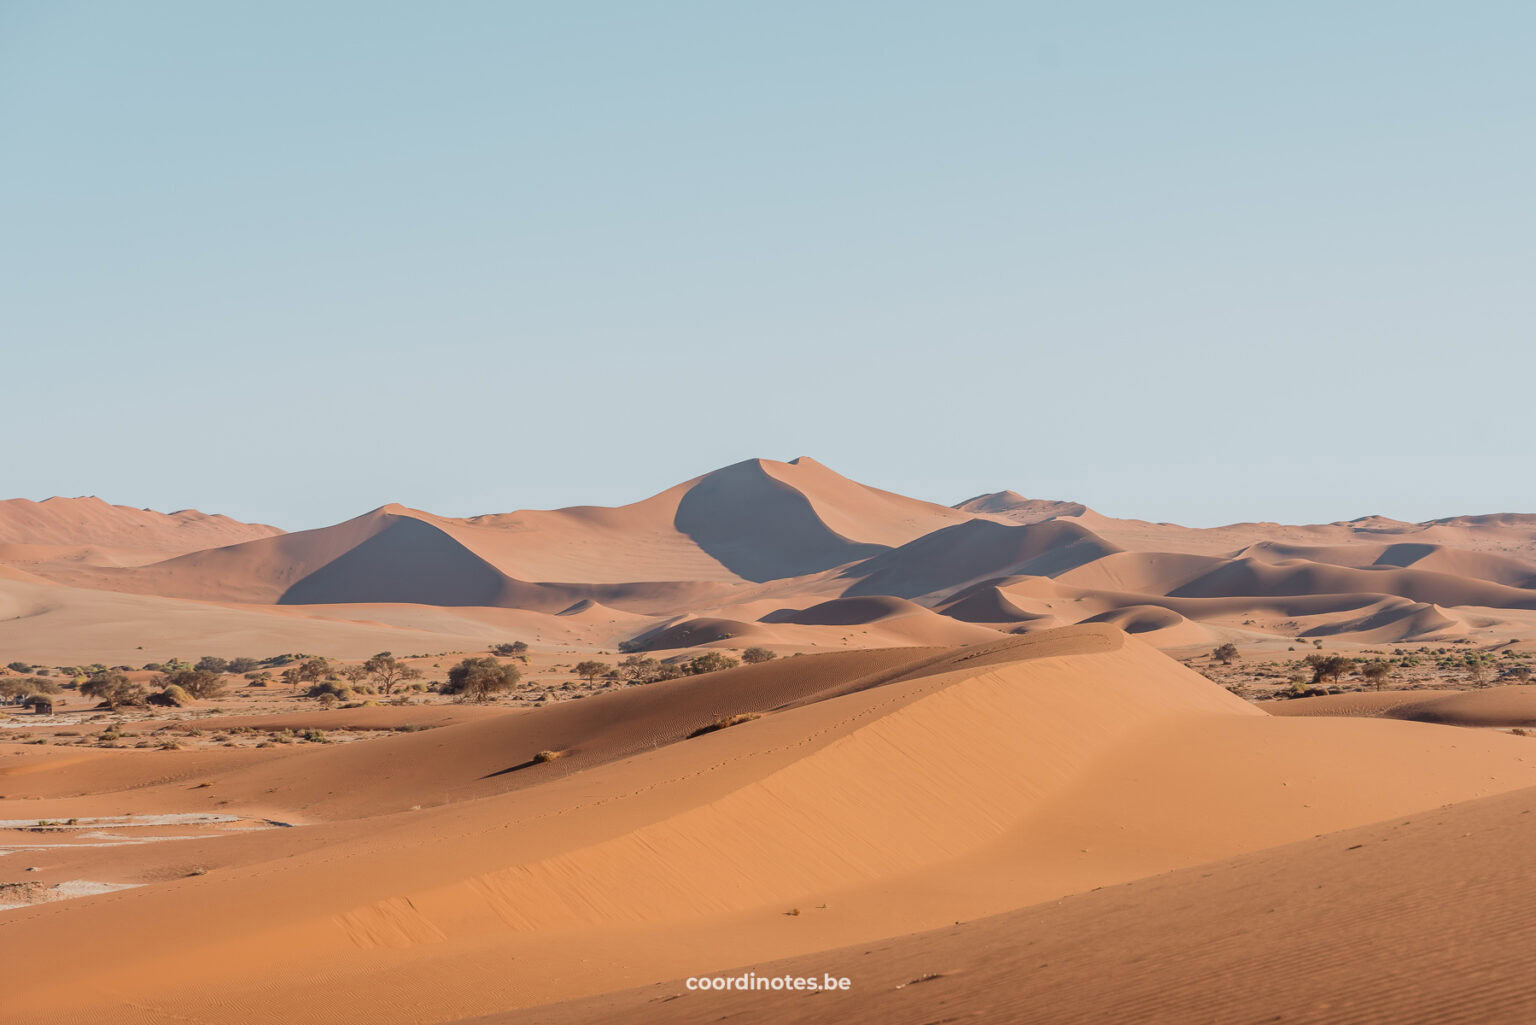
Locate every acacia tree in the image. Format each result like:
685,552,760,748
1304,654,1355,685
281,667,302,691
1361,662,1392,691
572,661,610,684
445,657,521,703
339,663,371,690
158,667,227,700
741,647,777,664
297,657,331,690
81,671,147,710
364,652,422,695
491,641,530,659
1467,659,1489,688
1212,643,1239,666
685,652,739,675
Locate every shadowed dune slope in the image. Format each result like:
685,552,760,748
842,519,1120,598
7,627,1536,1024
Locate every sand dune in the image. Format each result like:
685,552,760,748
11,458,1536,649
1272,684,1536,727
0,496,281,556
512,784,1536,1025
6,626,1536,1023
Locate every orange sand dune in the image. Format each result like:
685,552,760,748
510,784,1536,1025
0,496,280,557
1271,684,1536,727
6,626,1536,1024
9,459,1536,649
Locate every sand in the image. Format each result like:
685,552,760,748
6,625,1536,1023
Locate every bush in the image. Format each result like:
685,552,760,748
195,656,230,674
443,657,521,703
150,684,193,707
532,749,562,763
157,667,226,700
685,652,740,676
688,713,760,738
490,641,529,658
741,647,776,664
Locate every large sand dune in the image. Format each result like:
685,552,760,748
6,626,1536,1023
9,457,1535,654
513,783,1536,1025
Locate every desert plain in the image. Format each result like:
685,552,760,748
4,456,1536,1023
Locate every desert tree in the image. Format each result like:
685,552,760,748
81,671,148,710
1304,654,1355,685
685,652,740,675
364,652,422,695
1361,662,1392,691
1212,643,1239,666
158,667,227,700
444,657,522,703
741,647,777,665
339,663,372,690
297,657,332,688
572,660,610,685
490,641,530,659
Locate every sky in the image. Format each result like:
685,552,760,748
4,2,1533,531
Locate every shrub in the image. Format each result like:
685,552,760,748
195,656,230,674
741,647,777,664
150,684,193,707
490,641,529,658
1212,643,1239,665
532,749,562,763
688,713,760,738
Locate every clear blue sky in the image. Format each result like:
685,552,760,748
4,2,1532,531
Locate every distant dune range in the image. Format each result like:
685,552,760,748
3,456,1536,660
9,626,1536,1024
